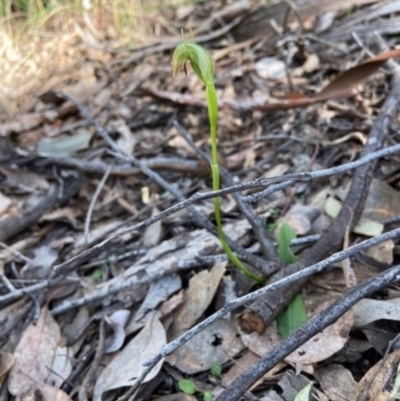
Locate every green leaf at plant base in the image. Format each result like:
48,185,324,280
178,379,196,394
210,362,222,377
276,293,307,338
203,390,213,401
276,223,307,338
294,382,313,401
277,222,298,264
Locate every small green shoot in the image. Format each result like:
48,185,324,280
276,293,307,339
172,34,264,284
178,379,214,401
91,268,103,280
210,362,222,377
276,223,307,338
277,223,298,264
203,391,213,401
178,379,196,394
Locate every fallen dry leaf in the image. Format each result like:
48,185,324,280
353,298,400,327
93,315,166,401
8,306,61,397
167,319,244,374
314,364,359,401
169,262,227,338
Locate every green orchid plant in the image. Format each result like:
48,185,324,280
172,36,263,283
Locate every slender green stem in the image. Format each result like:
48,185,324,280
172,39,264,284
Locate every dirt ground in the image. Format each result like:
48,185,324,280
2,0,400,400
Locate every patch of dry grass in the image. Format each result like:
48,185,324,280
0,0,182,118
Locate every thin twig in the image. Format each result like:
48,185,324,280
0,242,32,264
84,164,112,244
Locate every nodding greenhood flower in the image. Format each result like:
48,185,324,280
172,42,214,87
171,37,265,285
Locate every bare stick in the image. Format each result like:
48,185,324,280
84,164,112,244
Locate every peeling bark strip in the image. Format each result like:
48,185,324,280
239,65,400,333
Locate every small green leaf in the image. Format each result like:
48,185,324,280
277,223,298,264
178,379,196,394
210,362,222,377
276,293,307,338
203,390,213,401
91,268,102,279
294,382,313,401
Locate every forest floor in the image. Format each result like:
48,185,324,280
2,1,400,400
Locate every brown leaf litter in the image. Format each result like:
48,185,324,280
2,0,400,400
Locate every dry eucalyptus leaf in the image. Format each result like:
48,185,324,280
256,57,286,80
353,298,400,327
364,240,394,265
126,275,181,334
167,319,244,374
20,385,72,401
169,262,227,338
47,346,73,388
104,309,131,354
93,316,166,401
8,307,61,397
21,244,59,279
314,364,359,401
0,165,49,191
0,191,11,215
325,196,383,236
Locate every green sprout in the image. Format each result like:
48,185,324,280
172,35,264,283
